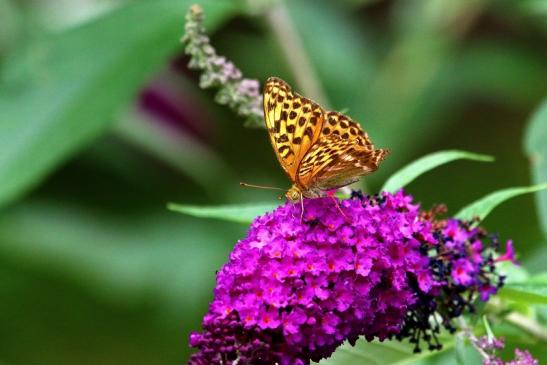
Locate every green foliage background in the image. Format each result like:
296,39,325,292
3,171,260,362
0,0,546,364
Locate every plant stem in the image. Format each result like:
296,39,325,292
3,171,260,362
488,298,547,342
264,1,329,107
264,1,372,193
113,108,236,197
457,317,490,360
505,312,547,342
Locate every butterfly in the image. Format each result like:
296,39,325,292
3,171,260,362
263,77,389,203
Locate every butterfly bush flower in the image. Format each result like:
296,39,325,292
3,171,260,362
398,217,507,348
188,191,507,364
472,335,538,365
182,5,263,127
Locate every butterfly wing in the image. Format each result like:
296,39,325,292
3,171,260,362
296,109,389,191
297,135,389,190
314,147,389,191
320,111,373,147
263,77,325,181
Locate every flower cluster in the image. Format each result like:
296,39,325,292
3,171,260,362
398,217,506,352
182,5,263,126
473,335,538,365
188,191,508,364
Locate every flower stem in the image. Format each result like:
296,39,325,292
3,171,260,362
263,1,329,107
457,317,490,360
262,1,370,193
505,312,547,342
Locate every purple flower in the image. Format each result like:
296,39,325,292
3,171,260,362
439,219,505,302
182,5,263,126
188,191,508,364
475,335,505,351
507,349,538,365
474,335,538,365
452,258,476,285
496,240,519,265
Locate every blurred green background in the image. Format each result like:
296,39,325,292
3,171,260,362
0,0,546,364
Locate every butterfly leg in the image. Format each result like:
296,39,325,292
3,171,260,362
289,202,297,220
326,190,350,222
300,193,305,224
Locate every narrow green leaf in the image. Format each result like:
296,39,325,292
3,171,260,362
168,202,279,224
316,338,453,365
0,197,242,308
499,273,547,305
499,283,547,305
482,316,495,340
0,0,238,208
452,334,483,365
524,97,547,236
455,184,547,222
382,150,494,193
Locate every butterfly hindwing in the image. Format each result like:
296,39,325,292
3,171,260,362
313,148,390,190
297,135,389,190
263,77,324,180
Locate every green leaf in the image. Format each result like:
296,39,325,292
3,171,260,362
482,316,495,340
382,150,494,193
524,97,547,236
499,283,547,305
0,0,237,208
452,333,483,365
455,184,547,222
455,334,466,365
114,108,236,196
0,193,246,361
499,273,547,305
0,197,242,308
316,338,452,365
168,202,279,224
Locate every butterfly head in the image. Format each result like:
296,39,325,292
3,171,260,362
285,185,302,202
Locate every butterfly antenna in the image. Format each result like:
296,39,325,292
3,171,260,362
240,182,285,191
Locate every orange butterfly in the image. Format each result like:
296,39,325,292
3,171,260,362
263,77,389,203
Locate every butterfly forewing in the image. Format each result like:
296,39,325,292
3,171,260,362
297,135,389,190
321,111,373,147
263,77,324,180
